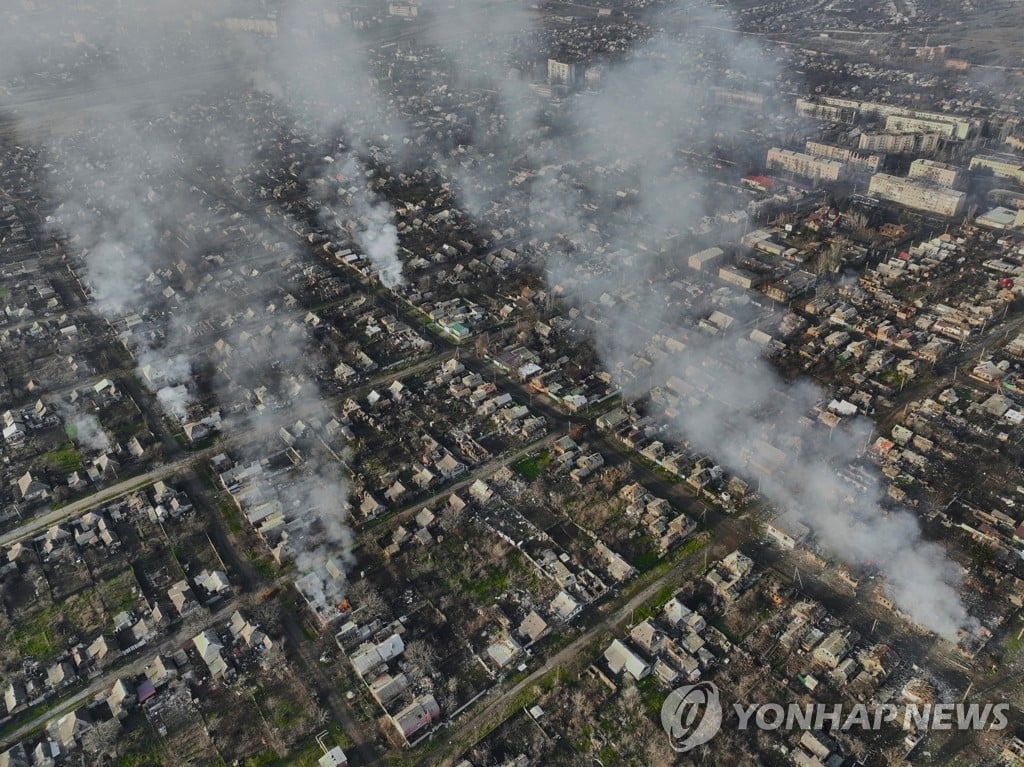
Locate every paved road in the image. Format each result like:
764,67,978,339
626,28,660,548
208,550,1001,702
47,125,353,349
0,454,207,548
434,532,714,767
0,601,239,749
361,431,560,534
278,608,380,767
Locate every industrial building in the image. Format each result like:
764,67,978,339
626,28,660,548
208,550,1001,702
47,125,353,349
719,265,762,290
975,207,1024,230
764,271,817,303
688,247,726,272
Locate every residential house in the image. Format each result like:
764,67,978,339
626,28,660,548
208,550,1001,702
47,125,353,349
391,694,440,743
192,630,227,677
812,631,850,669
604,638,651,681
549,591,581,622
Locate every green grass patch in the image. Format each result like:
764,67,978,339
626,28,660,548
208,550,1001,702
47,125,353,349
117,751,163,767
630,537,661,573
241,751,281,767
467,564,510,600
636,675,664,715
710,616,742,645
513,449,552,480
40,443,83,473
219,501,243,534
253,559,277,580
9,588,107,661
244,733,356,767
98,570,142,614
1001,619,1024,666
14,627,52,658
111,420,147,436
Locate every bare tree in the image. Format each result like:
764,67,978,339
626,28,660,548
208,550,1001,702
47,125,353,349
646,727,679,765
81,718,122,756
404,639,439,678
348,578,385,619
313,706,330,727
881,744,907,766
598,466,626,493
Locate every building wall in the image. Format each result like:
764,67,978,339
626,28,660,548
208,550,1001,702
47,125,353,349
547,59,575,85
688,247,725,272
858,131,940,154
710,86,765,110
796,98,857,124
223,17,278,35
388,4,418,16
971,154,1024,184
805,141,882,173
908,159,962,188
868,173,966,217
767,148,845,181
885,114,957,138
718,266,759,290
798,96,979,138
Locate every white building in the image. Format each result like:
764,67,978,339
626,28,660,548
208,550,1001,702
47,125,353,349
767,148,845,182
908,159,962,188
868,173,966,217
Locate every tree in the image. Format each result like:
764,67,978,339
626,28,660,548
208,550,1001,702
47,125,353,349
81,718,122,756
881,744,907,766
403,639,439,679
817,238,844,276
348,578,385,619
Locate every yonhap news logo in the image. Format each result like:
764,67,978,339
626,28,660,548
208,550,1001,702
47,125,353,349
660,682,723,753
661,682,1009,752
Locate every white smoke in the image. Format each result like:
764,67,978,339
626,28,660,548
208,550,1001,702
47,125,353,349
289,465,355,607
68,413,111,452
407,0,972,637
355,206,402,290
0,0,357,600
0,0,975,638
156,385,192,423
136,350,196,422
338,156,404,290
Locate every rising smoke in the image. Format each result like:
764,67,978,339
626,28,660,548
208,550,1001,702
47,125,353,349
408,0,971,637
0,0,360,605
67,412,112,453
314,155,405,289
0,0,972,636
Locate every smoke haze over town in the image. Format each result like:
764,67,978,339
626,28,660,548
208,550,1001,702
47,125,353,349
0,0,1020,764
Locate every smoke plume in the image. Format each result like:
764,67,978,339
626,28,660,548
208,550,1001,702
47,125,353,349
0,0,356,605
67,412,112,453
0,0,972,637
407,0,971,637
